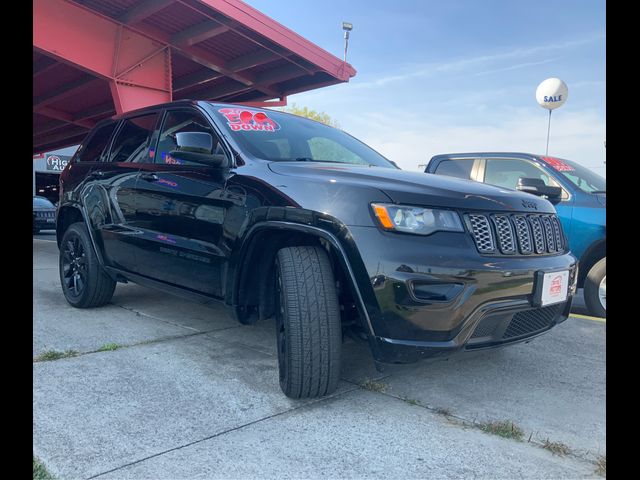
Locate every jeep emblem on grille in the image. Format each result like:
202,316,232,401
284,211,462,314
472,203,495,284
521,199,538,210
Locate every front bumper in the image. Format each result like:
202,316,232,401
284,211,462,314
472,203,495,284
34,219,56,230
345,226,577,363
34,211,57,230
370,298,572,363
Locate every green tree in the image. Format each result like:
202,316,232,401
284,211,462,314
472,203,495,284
281,103,360,163
283,103,340,129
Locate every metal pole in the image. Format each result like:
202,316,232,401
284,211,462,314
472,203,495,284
545,109,552,156
343,32,349,63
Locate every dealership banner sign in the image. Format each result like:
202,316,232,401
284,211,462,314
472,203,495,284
46,154,71,171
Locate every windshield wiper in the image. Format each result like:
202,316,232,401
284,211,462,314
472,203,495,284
590,190,606,194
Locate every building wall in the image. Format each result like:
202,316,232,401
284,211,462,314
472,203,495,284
33,145,78,195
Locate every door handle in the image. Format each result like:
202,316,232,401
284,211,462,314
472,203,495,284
140,172,159,182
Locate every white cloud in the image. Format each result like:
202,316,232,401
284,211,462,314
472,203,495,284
342,108,606,176
473,58,561,77
349,33,605,89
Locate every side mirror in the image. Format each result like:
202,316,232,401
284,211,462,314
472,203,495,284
517,177,562,200
169,132,226,167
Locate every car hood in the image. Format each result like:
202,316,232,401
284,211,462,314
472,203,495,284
268,162,556,213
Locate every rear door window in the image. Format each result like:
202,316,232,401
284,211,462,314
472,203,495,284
433,159,475,180
108,113,159,163
75,122,117,163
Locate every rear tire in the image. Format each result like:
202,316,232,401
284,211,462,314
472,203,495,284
584,257,606,318
275,246,342,398
59,222,116,308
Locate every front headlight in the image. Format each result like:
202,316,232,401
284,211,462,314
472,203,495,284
371,203,464,235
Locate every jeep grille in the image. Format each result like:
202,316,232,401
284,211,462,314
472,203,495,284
465,213,565,256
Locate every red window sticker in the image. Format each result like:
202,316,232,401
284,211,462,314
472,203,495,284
218,108,280,132
541,156,575,172
549,275,563,297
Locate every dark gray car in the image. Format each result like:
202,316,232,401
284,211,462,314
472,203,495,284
33,196,56,234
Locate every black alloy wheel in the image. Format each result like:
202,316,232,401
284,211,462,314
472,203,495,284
59,222,116,308
275,265,288,386
62,233,87,298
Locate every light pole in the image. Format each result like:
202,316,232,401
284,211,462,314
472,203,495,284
342,22,353,64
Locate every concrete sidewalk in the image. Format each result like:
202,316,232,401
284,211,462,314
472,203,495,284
33,238,606,479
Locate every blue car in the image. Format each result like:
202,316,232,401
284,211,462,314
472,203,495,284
425,152,606,317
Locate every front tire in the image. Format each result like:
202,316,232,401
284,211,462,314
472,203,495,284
584,257,606,318
275,246,342,398
59,222,116,308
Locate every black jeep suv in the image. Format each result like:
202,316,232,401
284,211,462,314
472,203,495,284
57,100,577,398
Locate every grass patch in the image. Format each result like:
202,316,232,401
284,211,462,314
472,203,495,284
33,456,54,480
34,350,79,362
434,407,452,417
541,438,572,456
401,397,421,406
97,343,121,352
360,378,388,393
594,455,606,477
478,420,524,441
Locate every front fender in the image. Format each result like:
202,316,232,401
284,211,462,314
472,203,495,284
226,207,378,335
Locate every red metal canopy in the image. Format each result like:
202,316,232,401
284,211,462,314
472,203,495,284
33,0,356,154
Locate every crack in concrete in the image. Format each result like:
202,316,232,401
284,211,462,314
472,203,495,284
113,303,206,332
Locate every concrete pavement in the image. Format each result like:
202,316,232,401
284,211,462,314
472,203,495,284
33,238,606,479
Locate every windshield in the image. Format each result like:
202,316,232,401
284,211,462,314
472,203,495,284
209,105,396,168
541,157,606,193
33,197,55,208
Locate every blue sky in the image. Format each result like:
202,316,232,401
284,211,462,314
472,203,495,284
246,0,606,176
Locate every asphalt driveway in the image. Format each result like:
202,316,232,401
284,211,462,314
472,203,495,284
33,237,606,479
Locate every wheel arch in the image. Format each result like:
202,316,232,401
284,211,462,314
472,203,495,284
229,221,373,335
56,204,110,274
56,205,84,248
577,238,606,287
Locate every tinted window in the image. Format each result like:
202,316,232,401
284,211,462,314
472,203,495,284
33,197,55,208
484,158,561,191
76,122,117,162
108,113,158,163
156,110,225,166
210,105,395,168
434,159,474,180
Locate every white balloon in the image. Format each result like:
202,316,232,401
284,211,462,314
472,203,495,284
536,78,568,110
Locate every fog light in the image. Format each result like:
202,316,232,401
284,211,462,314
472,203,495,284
411,282,463,302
